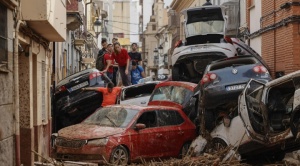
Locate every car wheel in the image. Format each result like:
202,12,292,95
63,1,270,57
179,142,191,158
211,138,227,153
109,146,129,165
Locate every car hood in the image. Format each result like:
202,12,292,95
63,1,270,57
58,124,126,140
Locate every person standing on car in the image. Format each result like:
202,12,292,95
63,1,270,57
82,82,121,107
131,61,146,85
112,42,131,86
96,39,108,71
128,43,142,66
101,44,115,81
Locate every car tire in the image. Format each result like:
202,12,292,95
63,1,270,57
109,145,129,165
204,109,216,131
179,142,191,158
211,138,227,152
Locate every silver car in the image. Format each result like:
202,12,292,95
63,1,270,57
119,81,160,106
209,70,300,161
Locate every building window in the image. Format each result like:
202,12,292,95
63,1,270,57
0,3,7,68
152,25,156,31
41,61,46,121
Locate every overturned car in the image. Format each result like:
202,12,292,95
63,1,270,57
197,70,300,161
172,5,239,83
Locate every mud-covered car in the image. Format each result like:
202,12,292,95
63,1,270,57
208,70,300,161
119,81,160,106
172,5,239,83
200,55,272,130
54,68,110,132
51,105,196,165
148,81,199,125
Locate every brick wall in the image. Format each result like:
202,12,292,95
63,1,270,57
248,0,300,77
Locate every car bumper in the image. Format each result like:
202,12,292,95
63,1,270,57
202,85,244,109
52,145,111,163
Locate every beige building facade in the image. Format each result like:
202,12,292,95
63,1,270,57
0,0,66,165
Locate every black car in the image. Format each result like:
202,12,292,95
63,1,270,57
200,55,272,130
53,68,110,132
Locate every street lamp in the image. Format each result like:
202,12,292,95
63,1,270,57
158,45,163,57
94,18,102,38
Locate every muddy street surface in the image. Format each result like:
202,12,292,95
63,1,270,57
35,150,300,166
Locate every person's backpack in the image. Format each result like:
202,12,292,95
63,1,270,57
96,50,105,71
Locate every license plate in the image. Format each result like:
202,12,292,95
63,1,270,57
69,81,89,92
226,84,246,91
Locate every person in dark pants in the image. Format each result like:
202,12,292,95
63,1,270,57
101,44,114,81
128,43,142,65
96,38,108,71
112,42,131,86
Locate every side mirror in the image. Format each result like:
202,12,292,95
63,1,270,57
135,123,146,130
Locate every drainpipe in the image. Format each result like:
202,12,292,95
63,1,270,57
14,19,25,166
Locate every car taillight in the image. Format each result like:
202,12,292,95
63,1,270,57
89,72,102,80
56,85,67,93
174,40,182,48
224,36,233,44
201,73,217,85
253,65,267,73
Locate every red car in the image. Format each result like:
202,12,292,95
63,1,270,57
51,105,196,165
148,81,199,124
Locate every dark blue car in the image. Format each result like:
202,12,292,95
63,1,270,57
200,55,272,130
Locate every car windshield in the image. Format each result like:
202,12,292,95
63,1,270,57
82,107,139,128
186,21,224,37
150,86,193,105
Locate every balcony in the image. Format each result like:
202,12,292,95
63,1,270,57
21,0,66,41
168,10,179,30
66,0,84,31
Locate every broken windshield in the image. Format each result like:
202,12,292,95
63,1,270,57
82,107,139,128
186,21,224,37
150,86,193,105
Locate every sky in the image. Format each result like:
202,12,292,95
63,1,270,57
164,0,173,8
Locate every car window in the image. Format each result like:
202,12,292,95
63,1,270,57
157,110,184,127
122,83,157,101
136,111,157,128
83,107,139,128
245,80,265,134
150,86,193,105
186,21,224,37
210,57,257,71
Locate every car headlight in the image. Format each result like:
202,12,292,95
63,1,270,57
87,138,109,146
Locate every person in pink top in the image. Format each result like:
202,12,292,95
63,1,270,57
112,42,131,86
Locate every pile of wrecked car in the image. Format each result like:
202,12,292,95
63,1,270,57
50,4,300,165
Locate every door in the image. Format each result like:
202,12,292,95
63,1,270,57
239,79,267,143
135,111,163,159
157,110,186,157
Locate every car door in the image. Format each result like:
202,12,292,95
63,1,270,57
239,79,268,144
134,110,164,159
157,110,187,157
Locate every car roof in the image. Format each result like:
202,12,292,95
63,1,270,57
106,104,181,111
56,68,99,87
155,81,197,91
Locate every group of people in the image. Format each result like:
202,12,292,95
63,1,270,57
96,38,146,87
82,38,146,107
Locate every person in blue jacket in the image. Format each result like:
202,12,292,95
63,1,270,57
131,61,146,84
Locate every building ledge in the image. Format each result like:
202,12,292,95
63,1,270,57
67,12,83,31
